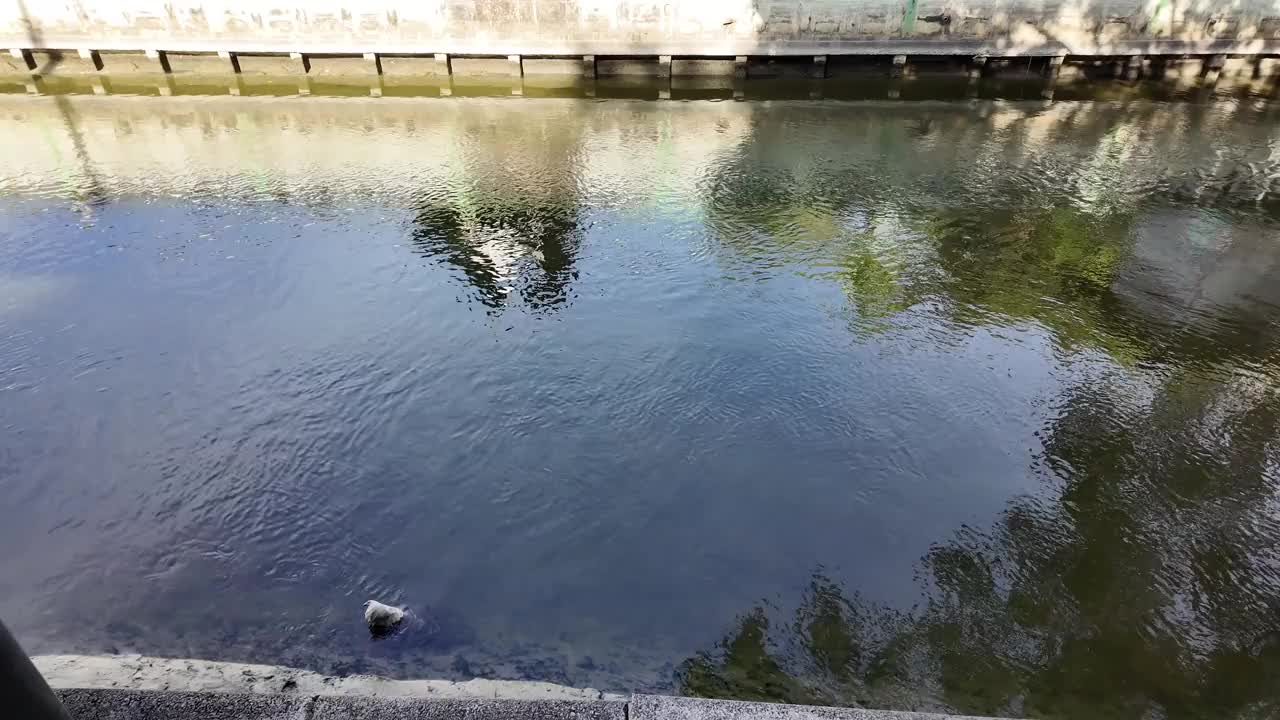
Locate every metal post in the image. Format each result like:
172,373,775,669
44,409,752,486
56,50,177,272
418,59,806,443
1203,54,1226,84
144,48,171,73
891,54,907,77
77,48,103,71
812,54,827,79
0,619,71,720
1124,55,1142,80
1045,55,1064,78
218,50,240,73
9,48,36,71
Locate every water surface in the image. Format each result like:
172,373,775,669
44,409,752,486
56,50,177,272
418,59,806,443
2,91,1280,719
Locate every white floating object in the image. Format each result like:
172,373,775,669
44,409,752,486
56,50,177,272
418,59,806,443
363,600,405,635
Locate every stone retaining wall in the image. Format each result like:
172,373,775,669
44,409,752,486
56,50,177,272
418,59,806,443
2,0,1280,74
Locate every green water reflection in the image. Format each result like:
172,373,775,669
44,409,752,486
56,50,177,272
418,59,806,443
686,168,1280,718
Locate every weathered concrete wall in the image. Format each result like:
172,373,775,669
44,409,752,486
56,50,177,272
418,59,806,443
39,655,1003,719
35,654,624,701
56,689,630,720
52,688,1000,720
3,0,1280,58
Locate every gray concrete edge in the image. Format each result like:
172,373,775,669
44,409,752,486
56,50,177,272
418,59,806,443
35,655,1009,719
51,688,1008,720
630,693,1004,720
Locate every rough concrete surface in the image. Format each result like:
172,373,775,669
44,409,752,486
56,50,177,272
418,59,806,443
4,0,1280,59
49,688,1010,720
34,655,621,701
311,696,627,720
57,689,308,720
55,689,630,720
629,694,998,720
37,655,1014,720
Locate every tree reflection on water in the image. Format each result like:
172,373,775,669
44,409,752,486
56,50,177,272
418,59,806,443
406,106,586,315
681,212,1280,717
680,366,1280,718
687,105,1280,717
410,197,582,313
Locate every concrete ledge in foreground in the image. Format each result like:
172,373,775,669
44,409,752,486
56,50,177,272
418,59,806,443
57,689,308,720
37,655,1010,720
56,689,628,720
35,654,618,701
52,688,1008,720
631,694,1001,720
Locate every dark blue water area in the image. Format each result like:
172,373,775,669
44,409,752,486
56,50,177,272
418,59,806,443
3,95,1280,718
2,192,1048,678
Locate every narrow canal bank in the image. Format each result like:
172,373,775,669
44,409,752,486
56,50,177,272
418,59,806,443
41,654,999,720
34,654,622,700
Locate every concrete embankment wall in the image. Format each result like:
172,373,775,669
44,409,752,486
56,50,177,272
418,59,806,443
39,654,1001,720
53,688,998,720
3,0,1280,82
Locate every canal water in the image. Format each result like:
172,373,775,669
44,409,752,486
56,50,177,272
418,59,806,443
2,86,1280,719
